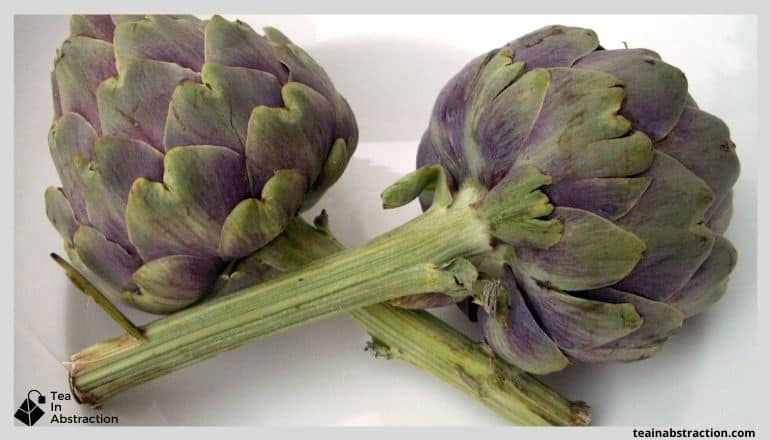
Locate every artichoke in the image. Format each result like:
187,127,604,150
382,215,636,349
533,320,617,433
411,25,739,373
63,23,737,420
45,14,357,313
48,15,589,425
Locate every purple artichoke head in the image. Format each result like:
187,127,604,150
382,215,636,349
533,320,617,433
411,25,739,374
45,15,357,313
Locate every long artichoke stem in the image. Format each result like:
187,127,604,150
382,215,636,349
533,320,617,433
252,216,590,425
67,190,589,425
70,204,489,397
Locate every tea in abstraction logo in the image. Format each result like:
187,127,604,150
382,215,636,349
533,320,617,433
14,390,45,426
14,388,120,425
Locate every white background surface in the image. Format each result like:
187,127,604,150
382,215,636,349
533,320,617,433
14,15,758,426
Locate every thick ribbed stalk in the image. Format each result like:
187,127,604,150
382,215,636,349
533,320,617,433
246,216,589,425
71,203,491,405
352,306,589,425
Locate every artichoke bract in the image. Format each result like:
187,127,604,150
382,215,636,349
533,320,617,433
45,15,357,313
410,25,739,373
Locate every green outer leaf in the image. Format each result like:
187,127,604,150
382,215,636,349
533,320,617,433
481,275,570,374
615,151,716,298
203,16,287,82
112,15,204,70
517,274,643,350
573,49,687,142
562,131,654,179
462,50,526,179
473,66,548,186
69,15,114,41
245,82,334,195
507,25,599,70
245,215,342,272
163,63,283,153
266,35,336,104
72,136,164,250
97,58,198,150
262,26,292,45
478,165,561,249
484,313,569,375
381,165,453,209
666,236,737,318
125,145,249,261
301,138,350,211
516,207,645,291
545,177,652,221
566,288,683,362
218,169,308,259
45,186,78,242
131,255,222,314
72,225,141,293
52,36,116,132
514,67,631,179
48,112,98,222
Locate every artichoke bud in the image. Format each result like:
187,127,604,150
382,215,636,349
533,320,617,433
45,15,358,313
414,25,740,373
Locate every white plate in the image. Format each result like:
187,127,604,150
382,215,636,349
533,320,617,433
13,15,758,426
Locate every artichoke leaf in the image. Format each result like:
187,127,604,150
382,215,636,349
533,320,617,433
549,131,653,180
655,106,740,214
131,255,223,313
565,288,683,362
264,27,337,106
302,137,351,211
332,92,358,154
507,25,599,70
72,225,141,294
478,164,561,249
427,50,497,182
666,236,737,318
479,267,569,375
218,169,307,259
515,271,643,351
126,145,250,261
473,67,548,187
48,112,98,223
112,15,205,71
203,15,287,82
53,35,117,132
707,191,734,235
163,62,283,154
416,130,459,210
574,49,687,141
69,15,115,42
97,58,199,150
44,187,79,242
514,68,632,179
544,176,652,221
516,207,645,291
73,136,164,251
381,164,453,210
245,82,334,196
615,151,716,300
